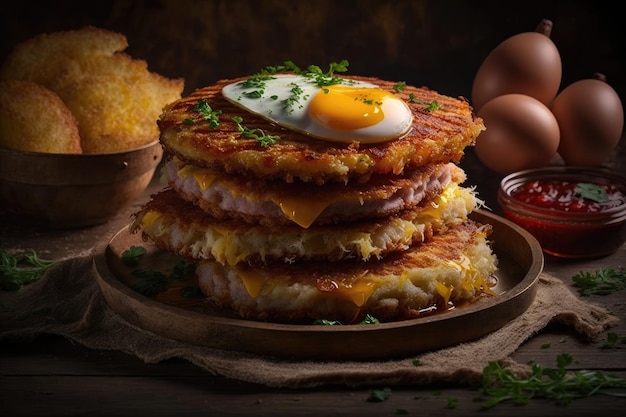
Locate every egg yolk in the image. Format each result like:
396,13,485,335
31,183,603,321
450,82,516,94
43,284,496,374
308,86,393,131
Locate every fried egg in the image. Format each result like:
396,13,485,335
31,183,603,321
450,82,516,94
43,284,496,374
221,74,413,144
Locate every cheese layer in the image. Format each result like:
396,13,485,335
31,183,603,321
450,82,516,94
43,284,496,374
131,182,477,265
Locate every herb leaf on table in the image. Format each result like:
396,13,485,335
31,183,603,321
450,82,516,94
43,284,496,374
478,353,626,409
0,248,55,291
571,268,626,296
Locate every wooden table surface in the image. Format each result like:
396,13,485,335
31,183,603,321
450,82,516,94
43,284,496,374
1,149,626,417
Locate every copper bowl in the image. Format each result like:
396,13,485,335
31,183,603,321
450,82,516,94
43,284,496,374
0,141,163,228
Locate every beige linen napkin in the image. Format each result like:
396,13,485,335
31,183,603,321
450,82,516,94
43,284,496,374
0,254,619,389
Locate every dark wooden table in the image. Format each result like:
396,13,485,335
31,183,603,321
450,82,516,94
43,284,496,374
2,149,626,417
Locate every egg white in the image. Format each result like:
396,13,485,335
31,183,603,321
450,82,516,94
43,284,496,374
221,74,413,144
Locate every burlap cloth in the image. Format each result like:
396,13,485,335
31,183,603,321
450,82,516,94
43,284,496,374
0,253,619,389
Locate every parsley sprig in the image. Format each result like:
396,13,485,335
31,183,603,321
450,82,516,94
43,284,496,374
184,99,222,128
282,82,306,113
0,248,55,291
301,59,349,87
408,94,440,111
572,268,626,296
601,332,626,349
121,246,198,297
129,259,197,297
478,353,626,409
392,82,440,111
237,60,350,114
366,387,392,402
392,81,407,92
313,313,380,325
121,245,147,266
232,116,279,147
130,269,168,296
575,183,609,203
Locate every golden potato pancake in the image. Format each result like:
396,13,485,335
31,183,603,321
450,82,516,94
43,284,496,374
0,26,184,153
159,75,484,184
197,220,497,324
57,52,184,153
0,79,81,153
0,26,128,86
162,156,469,227
130,181,477,265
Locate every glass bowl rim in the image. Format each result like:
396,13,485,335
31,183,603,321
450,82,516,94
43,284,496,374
498,165,626,222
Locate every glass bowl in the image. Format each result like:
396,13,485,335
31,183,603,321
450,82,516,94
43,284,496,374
498,166,626,259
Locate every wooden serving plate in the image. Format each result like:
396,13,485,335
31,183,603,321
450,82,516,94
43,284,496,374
93,209,544,360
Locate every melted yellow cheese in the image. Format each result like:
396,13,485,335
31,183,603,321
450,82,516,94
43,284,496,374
177,164,217,190
419,184,459,218
235,267,269,298
273,182,465,229
333,280,377,307
235,266,377,308
275,195,335,228
140,210,161,230
446,252,497,297
175,158,466,230
435,281,452,306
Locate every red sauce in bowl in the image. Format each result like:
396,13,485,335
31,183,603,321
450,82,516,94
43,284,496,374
498,167,626,259
510,180,626,213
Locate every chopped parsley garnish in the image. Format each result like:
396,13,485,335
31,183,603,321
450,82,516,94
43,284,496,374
424,100,441,112
235,60,351,113
232,116,279,147
170,259,196,281
121,246,147,266
181,285,202,298
446,397,459,409
186,99,222,128
408,94,440,111
0,248,55,291
123,246,198,297
393,81,407,92
575,183,609,203
242,90,264,99
312,319,342,326
301,59,349,87
358,96,383,106
283,82,306,113
130,269,168,296
313,314,380,325
359,313,380,324
240,75,273,90
367,387,392,402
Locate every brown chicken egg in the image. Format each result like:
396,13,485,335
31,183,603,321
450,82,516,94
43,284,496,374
472,19,562,112
550,73,624,166
474,94,560,174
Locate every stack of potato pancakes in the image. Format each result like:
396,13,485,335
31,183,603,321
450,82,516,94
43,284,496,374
131,61,498,324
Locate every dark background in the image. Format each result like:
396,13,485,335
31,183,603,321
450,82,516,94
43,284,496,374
2,0,623,102
1,0,624,198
